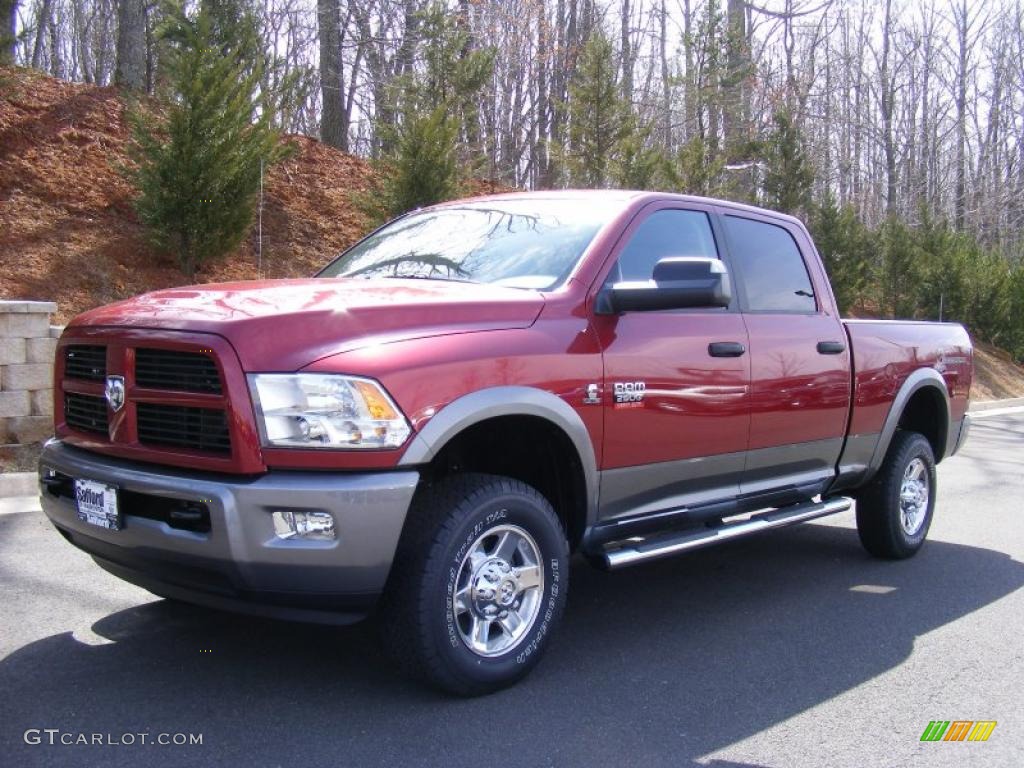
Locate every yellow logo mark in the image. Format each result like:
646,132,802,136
967,721,997,742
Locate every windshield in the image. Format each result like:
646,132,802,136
318,199,620,290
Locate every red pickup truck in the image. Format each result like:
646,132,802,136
39,191,972,695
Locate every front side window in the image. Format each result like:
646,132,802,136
319,199,622,290
610,209,719,283
722,216,817,312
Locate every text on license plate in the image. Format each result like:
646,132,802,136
74,479,121,531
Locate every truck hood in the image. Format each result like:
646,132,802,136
69,278,545,371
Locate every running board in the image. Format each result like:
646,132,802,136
601,496,854,570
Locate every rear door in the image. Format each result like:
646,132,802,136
593,203,751,521
719,212,851,501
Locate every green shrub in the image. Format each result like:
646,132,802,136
129,3,286,279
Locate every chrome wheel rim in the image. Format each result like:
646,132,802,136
899,458,930,535
452,524,544,658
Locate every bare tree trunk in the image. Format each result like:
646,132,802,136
878,0,898,216
0,0,17,65
548,0,576,171
821,11,832,198
48,13,61,77
396,0,419,76
115,0,147,91
318,0,347,150
919,7,935,213
145,5,157,93
953,0,969,230
457,0,481,157
536,0,552,187
620,0,632,99
343,37,364,149
683,0,695,138
98,0,119,85
659,0,670,149
32,0,53,68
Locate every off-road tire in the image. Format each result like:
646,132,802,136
855,430,936,559
380,473,569,696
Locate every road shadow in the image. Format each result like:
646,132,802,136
2,522,1021,767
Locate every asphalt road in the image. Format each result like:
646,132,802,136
2,413,1022,768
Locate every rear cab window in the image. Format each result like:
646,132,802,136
721,215,817,313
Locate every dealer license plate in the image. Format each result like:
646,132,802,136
74,478,122,531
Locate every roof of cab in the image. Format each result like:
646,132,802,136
433,188,804,227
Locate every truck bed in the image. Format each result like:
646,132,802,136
835,319,973,489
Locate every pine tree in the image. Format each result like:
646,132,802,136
377,106,460,216
809,195,874,313
611,126,668,190
879,217,924,319
413,2,492,162
129,2,285,279
558,33,631,188
1007,265,1024,361
762,108,813,215
671,135,726,196
362,3,493,221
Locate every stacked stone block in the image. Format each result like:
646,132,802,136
1,301,59,448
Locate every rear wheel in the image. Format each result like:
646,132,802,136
855,430,936,559
380,474,569,696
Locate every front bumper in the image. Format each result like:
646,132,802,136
38,439,419,624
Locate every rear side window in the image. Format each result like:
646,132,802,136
612,209,719,282
723,216,816,312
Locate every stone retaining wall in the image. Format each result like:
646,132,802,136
1,301,61,449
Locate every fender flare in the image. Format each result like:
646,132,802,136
398,386,599,527
867,367,950,476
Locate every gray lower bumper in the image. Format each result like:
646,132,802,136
38,440,419,624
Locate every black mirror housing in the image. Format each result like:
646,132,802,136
597,257,732,314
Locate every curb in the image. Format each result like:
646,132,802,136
0,472,37,498
969,397,1024,412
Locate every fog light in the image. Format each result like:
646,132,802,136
272,510,336,541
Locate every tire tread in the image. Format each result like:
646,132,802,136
379,473,565,695
855,430,935,559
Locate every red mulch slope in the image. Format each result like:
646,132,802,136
0,66,379,323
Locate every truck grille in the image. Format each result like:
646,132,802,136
135,348,222,394
64,392,108,435
58,337,245,467
137,403,231,454
64,345,106,381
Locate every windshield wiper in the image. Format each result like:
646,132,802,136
375,274,479,284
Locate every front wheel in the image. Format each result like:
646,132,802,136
855,430,937,559
380,474,569,696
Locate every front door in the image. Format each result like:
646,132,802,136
592,203,751,521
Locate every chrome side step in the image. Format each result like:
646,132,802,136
602,496,853,570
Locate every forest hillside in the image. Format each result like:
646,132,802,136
1,66,1022,400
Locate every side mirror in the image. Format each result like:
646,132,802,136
596,257,732,314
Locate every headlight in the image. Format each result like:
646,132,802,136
248,374,412,449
